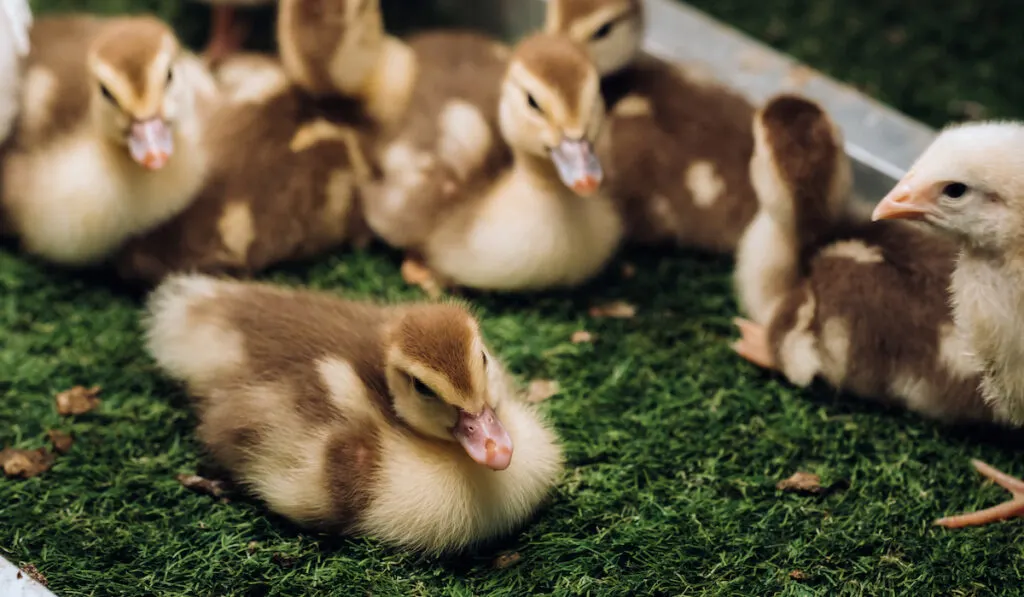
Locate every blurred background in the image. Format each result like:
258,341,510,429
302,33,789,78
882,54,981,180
31,0,1020,129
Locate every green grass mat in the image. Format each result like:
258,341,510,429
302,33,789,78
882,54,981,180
2,1,1023,596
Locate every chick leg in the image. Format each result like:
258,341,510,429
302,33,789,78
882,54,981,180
203,5,247,65
731,317,777,370
401,255,444,299
934,459,1024,528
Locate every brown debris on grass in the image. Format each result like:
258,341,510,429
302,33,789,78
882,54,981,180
789,570,807,581
526,379,560,403
0,447,55,479
47,430,74,455
589,301,637,319
17,563,48,586
55,385,101,416
493,551,522,569
177,473,229,499
571,330,594,344
776,471,822,494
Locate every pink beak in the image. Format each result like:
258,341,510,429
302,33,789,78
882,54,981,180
451,405,513,470
128,118,174,170
550,138,603,196
871,174,935,222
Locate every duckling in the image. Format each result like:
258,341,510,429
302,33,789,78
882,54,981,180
364,32,621,293
192,0,276,65
730,94,992,426
872,120,1024,527
0,0,31,143
545,0,759,252
115,52,374,285
143,273,564,553
0,15,214,267
276,0,516,263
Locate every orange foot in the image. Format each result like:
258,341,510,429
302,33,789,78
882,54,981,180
934,459,1024,528
401,257,443,298
730,317,776,370
203,5,248,66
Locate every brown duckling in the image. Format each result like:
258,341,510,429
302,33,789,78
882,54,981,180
545,0,759,252
873,120,1024,528
0,14,215,266
731,94,992,426
115,52,373,285
143,273,564,554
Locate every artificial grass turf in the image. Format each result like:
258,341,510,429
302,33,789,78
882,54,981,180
2,1,1024,596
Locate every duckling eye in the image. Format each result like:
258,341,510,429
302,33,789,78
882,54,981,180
412,377,439,400
526,93,544,115
99,83,117,106
166,68,173,86
482,351,488,369
591,22,614,40
943,182,968,199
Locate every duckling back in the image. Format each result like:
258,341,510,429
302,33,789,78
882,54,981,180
0,0,31,143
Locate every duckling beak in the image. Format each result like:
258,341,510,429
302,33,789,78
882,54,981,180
452,405,513,471
549,138,603,196
872,176,935,221
127,118,174,170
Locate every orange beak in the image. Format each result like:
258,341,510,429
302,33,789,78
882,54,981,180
871,175,936,222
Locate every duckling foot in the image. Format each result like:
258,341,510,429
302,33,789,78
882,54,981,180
731,317,776,370
401,257,442,298
203,5,247,66
934,459,1024,528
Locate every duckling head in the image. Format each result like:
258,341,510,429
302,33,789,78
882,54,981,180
87,17,193,171
544,0,644,77
499,32,606,196
277,0,384,96
872,121,1024,254
750,93,850,233
384,303,513,471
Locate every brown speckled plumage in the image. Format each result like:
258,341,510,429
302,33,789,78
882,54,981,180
598,55,758,253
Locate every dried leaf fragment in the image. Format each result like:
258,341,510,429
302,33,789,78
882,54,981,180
789,570,806,581
246,541,260,554
177,473,228,499
571,330,594,344
776,471,822,494
18,563,48,586
493,551,522,569
526,379,560,403
0,447,55,479
55,385,101,416
589,301,637,319
47,430,74,454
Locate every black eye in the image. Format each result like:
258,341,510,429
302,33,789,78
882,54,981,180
527,93,543,115
591,22,613,40
412,377,439,400
943,182,968,199
99,83,117,105
166,68,173,86
482,351,488,368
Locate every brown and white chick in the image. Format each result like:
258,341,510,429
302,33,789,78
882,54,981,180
143,273,564,554
0,0,32,143
731,94,992,427
0,15,214,267
191,0,276,65
545,0,760,252
364,32,621,294
276,0,518,273
873,120,1024,528
114,52,373,285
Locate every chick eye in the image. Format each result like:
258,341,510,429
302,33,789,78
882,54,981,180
412,377,439,400
591,22,614,40
99,83,117,106
526,93,543,115
943,182,968,199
